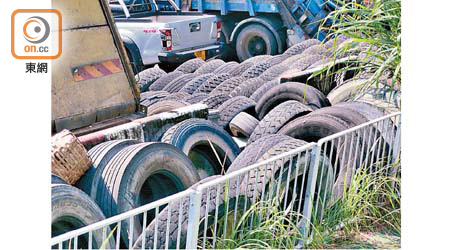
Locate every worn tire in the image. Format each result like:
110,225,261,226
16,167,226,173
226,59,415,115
236,24,277,62
179,73,214,94
162,73,198,93
175,58,205,73
248,100,312,144
140,91,171,107
149,71,184,91
267,54,290,66
161,92,191,102
283,39,321,56
228,61,255,76
302,44,331,57
323,35,349,50
201,93,231,109
52,184,114,249
146,100,189,116
255,82,329,119
195,59,225,74
182,92,209,104
162,118,240,177
194,73,232,94
241,61,272,78
51,174,66,184
289,54,325,71
213,61,239,74
136,66,167,92
229,77,266,98
326,78,368,104
249,78,280,101
217,96,256,129
229,112,259,137
96,142,200,246
259,64,290,81
311,106,369,128
209,76,247,96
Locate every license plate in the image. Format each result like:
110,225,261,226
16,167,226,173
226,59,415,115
194,50,206,60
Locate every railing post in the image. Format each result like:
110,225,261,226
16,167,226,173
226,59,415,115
185,189,202,249
297,144,321,248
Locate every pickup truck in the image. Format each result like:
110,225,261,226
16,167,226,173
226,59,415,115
110,0,224,73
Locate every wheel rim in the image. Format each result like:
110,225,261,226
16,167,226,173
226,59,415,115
248,36,267,56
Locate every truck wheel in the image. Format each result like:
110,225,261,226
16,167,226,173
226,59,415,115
175,58,205,73
248,100,312,144
149,71,184,91
195,59,226,74
229,112,259,137
201,93,231,109
161,118,240,177
182,92,209,104
135,67,167,92
162,73,198,93
96,142,200,247
52,184,114,249
217,96,256,129
146,100,189,116
229,77,266,98
236,24,277,62
193,73,232,94
209,76,247,96
179,73,214,94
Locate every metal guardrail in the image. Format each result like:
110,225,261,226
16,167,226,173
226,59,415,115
51,112,401,249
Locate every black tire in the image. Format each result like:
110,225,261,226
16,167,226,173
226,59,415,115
283,39,320,56
241,61,272,78
182,92,209,104
195,59,226,74
161,118,241,177
213,61,239,74
161,92,191,102
175,58,205,73
201,93,231,109
289,54,325,71
229,112,259,137
255,82,329,119
267,54,290,66
249,78,280,101
242,54,272,64
248,100,312,144
133,175,249,249
193,73,232,94
228,61,255,76
135,66,167,92
311,106,369,128
51,174,66,184
209,76,247,96
149,71,184,91
259,64,290,81
52,184,114,249
217,96,256,129
226,134,293,173
236,24,277,62
96,142,201,247
229,77,266,98
146,100,189,116
179,73,214,94
140,91,171,108
162,73,198,93
76,140,140,196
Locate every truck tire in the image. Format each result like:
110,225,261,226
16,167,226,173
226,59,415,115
133,175,248,250
308,57,332,69
228,61,255,76
175,58,205,73
229,112,259,137
229,77,266,98
149,71,184,91
242,54,272,64
249,79,280,101
76,140,139,196
236,24,277,62
182,92,209,104
259,64,290,81
194,73,232,94
267,54,290,66
179,73,214,94
302,44,332,57
201,93,231,109
195,59,226,74
326,77,368,104
217,96,256,128
161,92,191,102
323,35,349,50
51,174,66,184
97,142,200,247
283,39,320,56
241,61,272,78
209,76,247,96
289,54,325,71
213,61,239,74
140,91,171,107
226,134,293,173
146,100,189,116
161,118,240,177
162,73,198,93
136,67,167,92
312,106,369,128
52,184,114,249
255,82,329,119
248,100,312,144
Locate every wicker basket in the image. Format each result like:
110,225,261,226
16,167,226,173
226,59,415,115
51,129,91,185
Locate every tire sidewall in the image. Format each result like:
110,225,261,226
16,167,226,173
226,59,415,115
236,25,277,62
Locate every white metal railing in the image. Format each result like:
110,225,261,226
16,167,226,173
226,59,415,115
51,112,401,249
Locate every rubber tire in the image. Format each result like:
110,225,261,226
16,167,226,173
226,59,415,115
283,39,321,56
135,66,167,92
228,60,255,76
96,142,200,247
149,71,184,91
146,100,189,116
182,92,209,104
241,61,272,79
140,91,171,107
289,54,326,71
209,76,247,96
161,92,191,102
194,59,225,74
175,58,205,73
326,78,368,105
249,78,280,102
229,112,259,137
51,174,66,184
213,61,239,74
161,118,241,177
201,93,232,109
302,44,330,57
323,35,349,50
52,184,114,249
236,24,277,62
193,73,232,94
267,54,290,66
311,106,369,128
259,64,290,81
229,77,267,98
242,54,272,64
179,73,214,94
255,82,329,119
248,100,312,144
217,96,256,129
162,73,198,93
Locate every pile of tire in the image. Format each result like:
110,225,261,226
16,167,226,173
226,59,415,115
52,38,400,249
